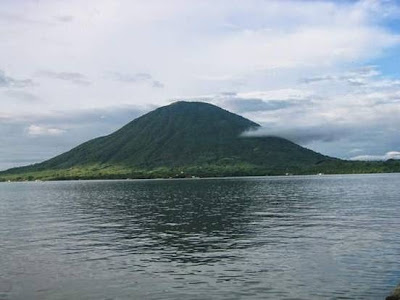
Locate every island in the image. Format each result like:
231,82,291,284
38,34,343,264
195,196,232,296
1,101,399,181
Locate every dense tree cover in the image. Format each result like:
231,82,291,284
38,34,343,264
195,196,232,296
0,101,399,181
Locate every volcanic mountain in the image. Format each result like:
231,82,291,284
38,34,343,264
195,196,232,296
2,101,343,179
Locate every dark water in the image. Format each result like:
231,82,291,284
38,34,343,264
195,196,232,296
1,174,400,299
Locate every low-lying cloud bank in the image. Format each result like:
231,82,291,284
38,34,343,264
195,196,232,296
350,151,400,161
242,125,400,162
27,125,66,137
241,125,348,144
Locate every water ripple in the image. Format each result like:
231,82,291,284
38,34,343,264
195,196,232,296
1,174,400,299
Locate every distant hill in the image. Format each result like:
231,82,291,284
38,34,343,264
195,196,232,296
1,101,399,180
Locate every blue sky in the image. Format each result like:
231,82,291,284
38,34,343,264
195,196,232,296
1,0,400,170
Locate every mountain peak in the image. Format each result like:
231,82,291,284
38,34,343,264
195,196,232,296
1,101,331,177
158,101,253,121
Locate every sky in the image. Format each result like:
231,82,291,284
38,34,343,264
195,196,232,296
1,0,400,170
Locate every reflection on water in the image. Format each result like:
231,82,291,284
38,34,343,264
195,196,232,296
1,174,400,299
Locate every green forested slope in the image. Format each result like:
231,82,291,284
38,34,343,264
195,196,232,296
1,101,398,181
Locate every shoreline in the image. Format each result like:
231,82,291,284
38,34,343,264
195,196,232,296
1,172,399,183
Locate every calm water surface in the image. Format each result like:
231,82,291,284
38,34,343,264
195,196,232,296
1,174,400,299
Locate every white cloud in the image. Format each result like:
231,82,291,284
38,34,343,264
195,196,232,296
351,151,400,161
236,89,314,101
0,70,33,88
106,72,164,88
36,71,90,86
349,148,364,154
3,90,39,102
302,66,380,85
0,0,400,167
198,26,399,74
0,0,399,114
301,65,400,90
27,125,65,136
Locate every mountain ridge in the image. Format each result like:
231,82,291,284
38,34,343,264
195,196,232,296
1,101,399,180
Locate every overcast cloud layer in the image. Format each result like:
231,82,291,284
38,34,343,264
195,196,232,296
1,0,400,170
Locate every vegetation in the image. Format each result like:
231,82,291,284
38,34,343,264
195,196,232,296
0,101,399,181
1,160,399,182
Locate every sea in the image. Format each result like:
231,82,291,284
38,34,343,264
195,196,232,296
1,174,399,299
